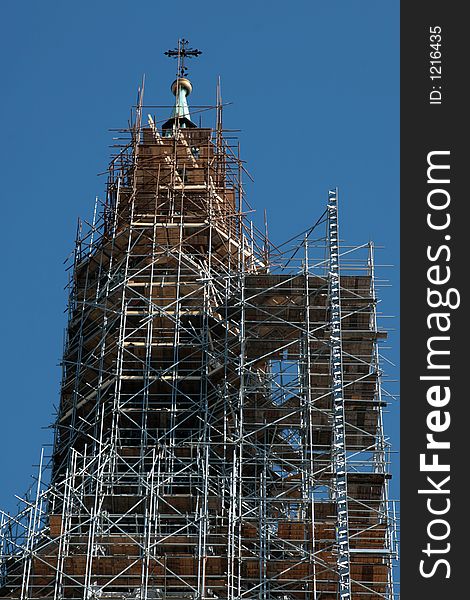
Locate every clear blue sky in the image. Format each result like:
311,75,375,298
0,0,399,513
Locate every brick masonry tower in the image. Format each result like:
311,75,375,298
0,41,397,600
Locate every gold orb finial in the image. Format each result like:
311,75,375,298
171,77,192,96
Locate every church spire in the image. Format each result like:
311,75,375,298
170,77,193,122
163,38,202,132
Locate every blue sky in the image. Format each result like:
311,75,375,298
0,0,399,513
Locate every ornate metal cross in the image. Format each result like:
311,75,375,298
165,39,202,78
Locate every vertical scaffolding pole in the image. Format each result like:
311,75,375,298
303,235,318,600
20,448,44,600
327,188,351,600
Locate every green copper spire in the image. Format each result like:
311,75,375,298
162,77,197,132
171,77,192,122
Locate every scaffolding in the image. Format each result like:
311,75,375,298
0,71,398,600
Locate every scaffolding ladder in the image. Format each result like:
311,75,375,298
328,188,351,600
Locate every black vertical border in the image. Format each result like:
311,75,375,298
401,4,466,598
